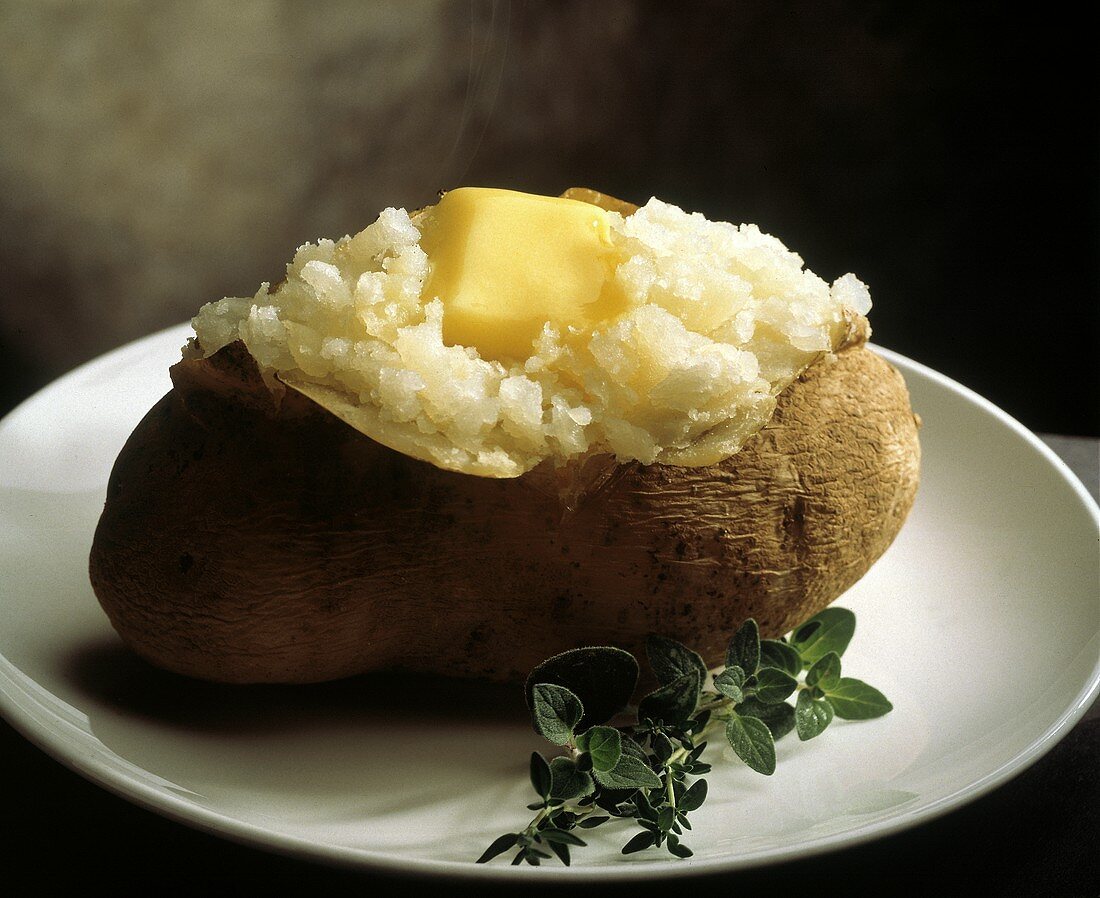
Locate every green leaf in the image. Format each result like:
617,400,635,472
547,841,570,866
825,677,893,719
577,816,610,829
657,806,676,833
754,667,799,704
549,756,595,800
593,755,662,791
791,608,856,664
646,635,708,687
652,732,675,763
721,665,747,687
620,735,651,762
638,671,701,725
759,638,803,676
633,787,658,820
726,618,761,675
622,830,656,854
576,726,622,772
593,742,663,791
476,832,518,864
737,697,796,741
713,667,745,702
525,646,639,730
529,751,552,799
593,790,630,814
725,713,776,775
532,683,584,745
538,829,586,847
668,840,694,859
791,619,821,644
806,651,842,690
795,689,834,740
678,778,708,812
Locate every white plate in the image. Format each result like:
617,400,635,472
1,324,1097,881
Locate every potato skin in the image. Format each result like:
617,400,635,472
89,341,920,684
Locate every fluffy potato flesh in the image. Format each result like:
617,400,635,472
188,188,871,477
89,335,920,685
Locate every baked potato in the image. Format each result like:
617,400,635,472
89,188,920,684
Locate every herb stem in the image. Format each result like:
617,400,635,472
527,807,550,832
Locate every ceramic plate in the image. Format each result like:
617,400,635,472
1,324,1097,881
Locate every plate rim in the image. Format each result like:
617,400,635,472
1,329,1097,882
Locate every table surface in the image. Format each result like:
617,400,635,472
3,435,1097,895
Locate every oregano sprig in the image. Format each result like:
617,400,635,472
477,607,891,866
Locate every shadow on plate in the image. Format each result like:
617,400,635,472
62,635,528,735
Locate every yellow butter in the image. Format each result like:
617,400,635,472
418,187,627,361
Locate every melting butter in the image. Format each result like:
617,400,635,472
418,187,627,361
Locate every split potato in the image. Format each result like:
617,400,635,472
89,327,920,684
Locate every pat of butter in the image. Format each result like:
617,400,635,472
418,187,626,361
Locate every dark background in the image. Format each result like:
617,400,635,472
0,1,1096,431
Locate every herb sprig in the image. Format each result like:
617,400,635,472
477,607,891,866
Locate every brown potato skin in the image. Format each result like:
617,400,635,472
89,342,920,684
